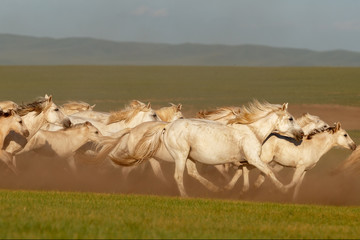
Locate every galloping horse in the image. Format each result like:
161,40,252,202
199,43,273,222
224,113,330,193
60,101,96,115
16,121,127,172
253,122,356,200
0,108,29,173
109,100,304,197
68,100,159,136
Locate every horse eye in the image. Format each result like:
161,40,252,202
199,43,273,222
54,108,59,111
289,117,293,121
344,134,348,137
95,131,99,134
19,120,22,124
153,113,157,118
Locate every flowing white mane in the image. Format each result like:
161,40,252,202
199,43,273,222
228,100,283,124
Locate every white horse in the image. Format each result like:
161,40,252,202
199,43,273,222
60,100,96,115
224,113,330,193
0,101,19,112
112,103,184,182
4,95,71,157
68,100,159,136
16,121,125,172
0,109,29,173
252,122,356,200
109,100,304,197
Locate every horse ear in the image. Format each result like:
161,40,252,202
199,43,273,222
146,102,151,109
282,103,288,111
177,104,182,111
45,94,49,98
47,95,53,102
90,104,96,109
335,122,341,131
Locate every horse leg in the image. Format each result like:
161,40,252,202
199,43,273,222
0,150,18,175
148,158,168,184
284,166,306,190
224,168,243,190
213,164,231,181
66,156,77,173
242,166,250,192
254,164,284,188
292,170,307,200
174,157,188,197
185,160,221,192
245,151,286,193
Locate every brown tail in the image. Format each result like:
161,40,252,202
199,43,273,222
110,123,168,167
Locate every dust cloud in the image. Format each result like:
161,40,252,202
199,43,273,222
1,104,360,206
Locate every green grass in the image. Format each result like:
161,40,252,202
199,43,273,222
1,66,360,113
1,189,360,239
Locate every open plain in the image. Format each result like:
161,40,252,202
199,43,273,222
1,66,360,238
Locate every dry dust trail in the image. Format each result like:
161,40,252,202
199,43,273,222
0,104,359,206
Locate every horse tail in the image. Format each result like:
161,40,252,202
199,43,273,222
332,146,360,175
110,123,167,167
93,128,132,163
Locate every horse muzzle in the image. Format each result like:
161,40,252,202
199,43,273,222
350,143,357,151
63,118,72,128
294,130,304,141
23,130,30,138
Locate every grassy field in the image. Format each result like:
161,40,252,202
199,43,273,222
1,66,360,114
1,66,360,239
1,189,360,239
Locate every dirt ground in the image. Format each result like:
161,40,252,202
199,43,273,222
1,104,360,206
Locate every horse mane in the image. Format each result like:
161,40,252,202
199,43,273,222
228,100,282,124
61,101,92,111
306,125,337,139
107,100,150,124
155,103,182,122
297,113,320,128
197,106,241,121
64,122,88,130
17,97,48,116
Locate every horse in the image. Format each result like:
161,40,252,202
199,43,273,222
155,103,183,122
109,100,304,197
4,95,71,152
224,113,330,193
333,145,360,174
0,108,29,173
196,106,241,124
60,100,96,115
0,101,19,112
68,100,159,136
111,103,184,183
250,122,356,200
3,95,72,170
16,121,127,172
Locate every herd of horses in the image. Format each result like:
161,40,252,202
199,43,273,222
0,94,357,200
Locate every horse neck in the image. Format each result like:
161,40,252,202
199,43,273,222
62,128,90,149
306,132,335,159
155,109,170,122
247,113,278,142
23,111,47,138
0,117,18,147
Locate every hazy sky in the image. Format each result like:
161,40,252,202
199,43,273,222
2,0,360,52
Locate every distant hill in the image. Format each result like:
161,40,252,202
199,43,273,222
1,33,360,66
